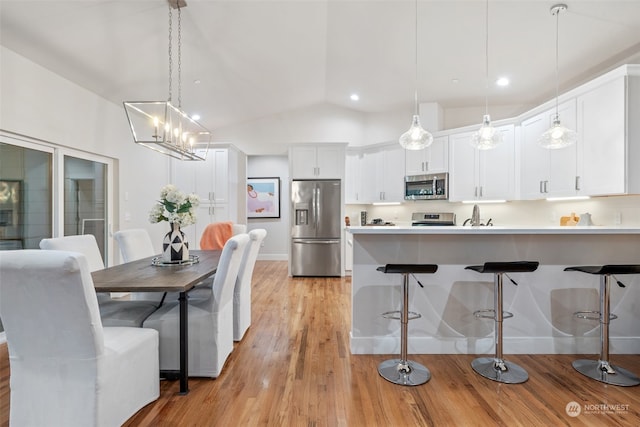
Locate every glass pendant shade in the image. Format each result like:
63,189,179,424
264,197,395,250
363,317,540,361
470,114,502,150
540,3,576,150
539,114,577,149
472,0,501,151
124,100,211,161
399,114,433,150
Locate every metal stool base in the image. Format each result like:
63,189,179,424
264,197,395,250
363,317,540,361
572,359,640,387
378,359,431,386
471,357,528,384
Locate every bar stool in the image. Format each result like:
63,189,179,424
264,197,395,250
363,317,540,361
465,261,539,384
376,264,438,386
564,264,640,386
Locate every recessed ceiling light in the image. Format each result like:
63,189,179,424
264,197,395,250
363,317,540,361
194,79,201,84
191,114,201,121
350,94,359,101
496,77,510,87
451,78,459,84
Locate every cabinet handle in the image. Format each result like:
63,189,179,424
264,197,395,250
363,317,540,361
575,176,581,191
474,187,478,197
209,206,214,216
479,186,483,198
425,161,429,172
544,181,549,193
539,181,544,194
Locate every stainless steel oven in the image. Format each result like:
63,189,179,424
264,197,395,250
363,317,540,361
411,212,456,226
404,173,448,200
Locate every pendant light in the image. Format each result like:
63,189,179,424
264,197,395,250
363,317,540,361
399,0,433,150
470,0,502,150
124,0,211,161
539,3,576,149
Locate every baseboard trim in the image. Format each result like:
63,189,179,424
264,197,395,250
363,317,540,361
257,254,288,261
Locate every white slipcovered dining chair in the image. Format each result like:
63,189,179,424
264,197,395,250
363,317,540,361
143,233,249,377
114,228,155,263
113,228,168,303
0,250,159,427
39,234,159,327
188,223,247,298
233,228,267,341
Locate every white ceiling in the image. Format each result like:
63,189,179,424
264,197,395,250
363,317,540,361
2,0,640,152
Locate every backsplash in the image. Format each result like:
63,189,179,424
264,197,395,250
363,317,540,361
346,194,640,227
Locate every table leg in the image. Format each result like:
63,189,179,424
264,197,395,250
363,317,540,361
179,291,189,395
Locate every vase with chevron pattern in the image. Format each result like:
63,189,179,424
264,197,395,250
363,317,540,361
162,222,189,262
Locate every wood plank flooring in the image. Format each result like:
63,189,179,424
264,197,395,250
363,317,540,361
1,260,639,426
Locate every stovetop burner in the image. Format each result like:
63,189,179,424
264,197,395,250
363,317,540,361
411,212,456,226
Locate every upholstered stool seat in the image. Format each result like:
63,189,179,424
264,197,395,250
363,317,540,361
376,263,438,386
465,261,539,384
564,264,640,386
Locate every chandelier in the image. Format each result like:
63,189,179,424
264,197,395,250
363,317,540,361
124,0,210,161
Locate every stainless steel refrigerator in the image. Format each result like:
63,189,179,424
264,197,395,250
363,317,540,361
291,179,341,277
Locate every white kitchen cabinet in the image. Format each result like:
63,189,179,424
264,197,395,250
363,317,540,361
172,148,230,204
289,144,345,179
449,125,515,202
404,135,449,175
195,148,229,204
345,150,364,204
520,100,578,200
171,145,247,248
577,76,626,196
361,144,405,203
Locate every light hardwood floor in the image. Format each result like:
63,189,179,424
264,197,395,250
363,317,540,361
1,260,639,426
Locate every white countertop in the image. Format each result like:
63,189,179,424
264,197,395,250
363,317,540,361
347,225,640,235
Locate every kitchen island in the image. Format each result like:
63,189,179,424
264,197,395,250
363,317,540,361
347,226,640,355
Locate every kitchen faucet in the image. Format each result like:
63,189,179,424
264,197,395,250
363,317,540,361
463,204,484,226
471,204,480,226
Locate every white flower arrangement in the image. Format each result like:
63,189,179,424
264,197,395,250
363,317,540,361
149,184,200,227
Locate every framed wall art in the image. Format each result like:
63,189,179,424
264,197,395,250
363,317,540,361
247,177,280,218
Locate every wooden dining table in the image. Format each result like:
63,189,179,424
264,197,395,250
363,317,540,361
91,249,221,395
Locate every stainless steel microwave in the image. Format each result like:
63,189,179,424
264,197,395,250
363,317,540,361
404,173,449,200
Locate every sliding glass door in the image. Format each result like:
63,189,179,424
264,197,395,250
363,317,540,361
0,140,53,250
0,132,114,262
63,155,108,262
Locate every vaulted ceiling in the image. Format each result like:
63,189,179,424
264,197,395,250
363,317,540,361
2,0,640,151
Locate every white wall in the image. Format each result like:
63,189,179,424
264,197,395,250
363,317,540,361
247,155,289,260
213,103,366,155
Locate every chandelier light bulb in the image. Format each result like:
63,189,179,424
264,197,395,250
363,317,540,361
399,115,434,150
470,115,503,150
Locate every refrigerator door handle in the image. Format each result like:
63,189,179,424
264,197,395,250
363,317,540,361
314,186,320,230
